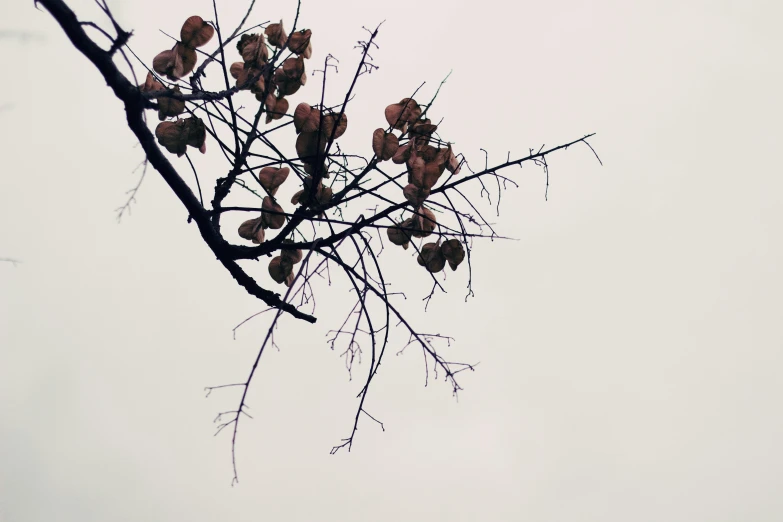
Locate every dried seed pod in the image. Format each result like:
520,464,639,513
317,185,333,205
372,128,399,161
403,184,430,207
182,117,206,153
387,220,412,249
440,239,465,271
293,103,321,134
302,161,328,178
265,21,287,48
265,96,289,124
257,166,290,195
291,189,304,205
283,55,305,80
155,120,188,156
239,34,268,66
273,68,302,96
237,217,265,244
407,156,426,188
288,29,312,58
421,160,445,189
268,256,294,284
384,98,421,129
409,120,437,142
140,72,164,93
295,131,326,163
417,242,446,273
321,112,348,139
260,196,285,229
153,44,197,81
157,85,186,120
180,16,214,48
392,142,411,164
413,207,437,238
281,241,303,264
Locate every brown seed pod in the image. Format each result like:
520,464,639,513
407,156,426,188
140,72,164,93
283,55,305,81
291,189,304,205
440,239,465,271
257,166,290,196
387,221,412,249
153,44,196,81
273,68,302,96
240,34,268,67
413,207,437,238
403,183,430,207
288,29,312,58
268,256,294,284
180,16,214,48
321,112,348,139
264,21,287,48
295,131,326,163
155,120,188,156
384,98,421,129
260,196,285,229
280,240,303,264
372,128,399,161
265,96,289,124
416,242,446,273
157,85,185,121
237,217,265,244
392,142,411,164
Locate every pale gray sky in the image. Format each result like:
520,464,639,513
1,0,782,520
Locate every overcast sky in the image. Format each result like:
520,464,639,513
1,0,782,520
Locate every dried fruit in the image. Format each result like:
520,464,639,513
392,142,411,164
180,16,214,48
157,85,185,120
260,196,286,229
371,128,399,161
387,222,411,249
237,217,266,244
265,96,289,124
152,44,197,81
239,34,268,67
384,98,421,130
288,29,312,58
440,239,465,271
417,242,446,273
273,67,303,96
293,103,321,133
268,256,294,284
140,72,164,93
257,166,290,196
295,131,326,163
403,183,430,207
321,112,347,139
281,241,303,264
265,21,287,48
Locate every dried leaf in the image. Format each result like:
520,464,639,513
281,241,303,264
155,120,188,156
240,34,268,66
392,142,411,164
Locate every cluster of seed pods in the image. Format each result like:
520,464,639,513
377,99,465,273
